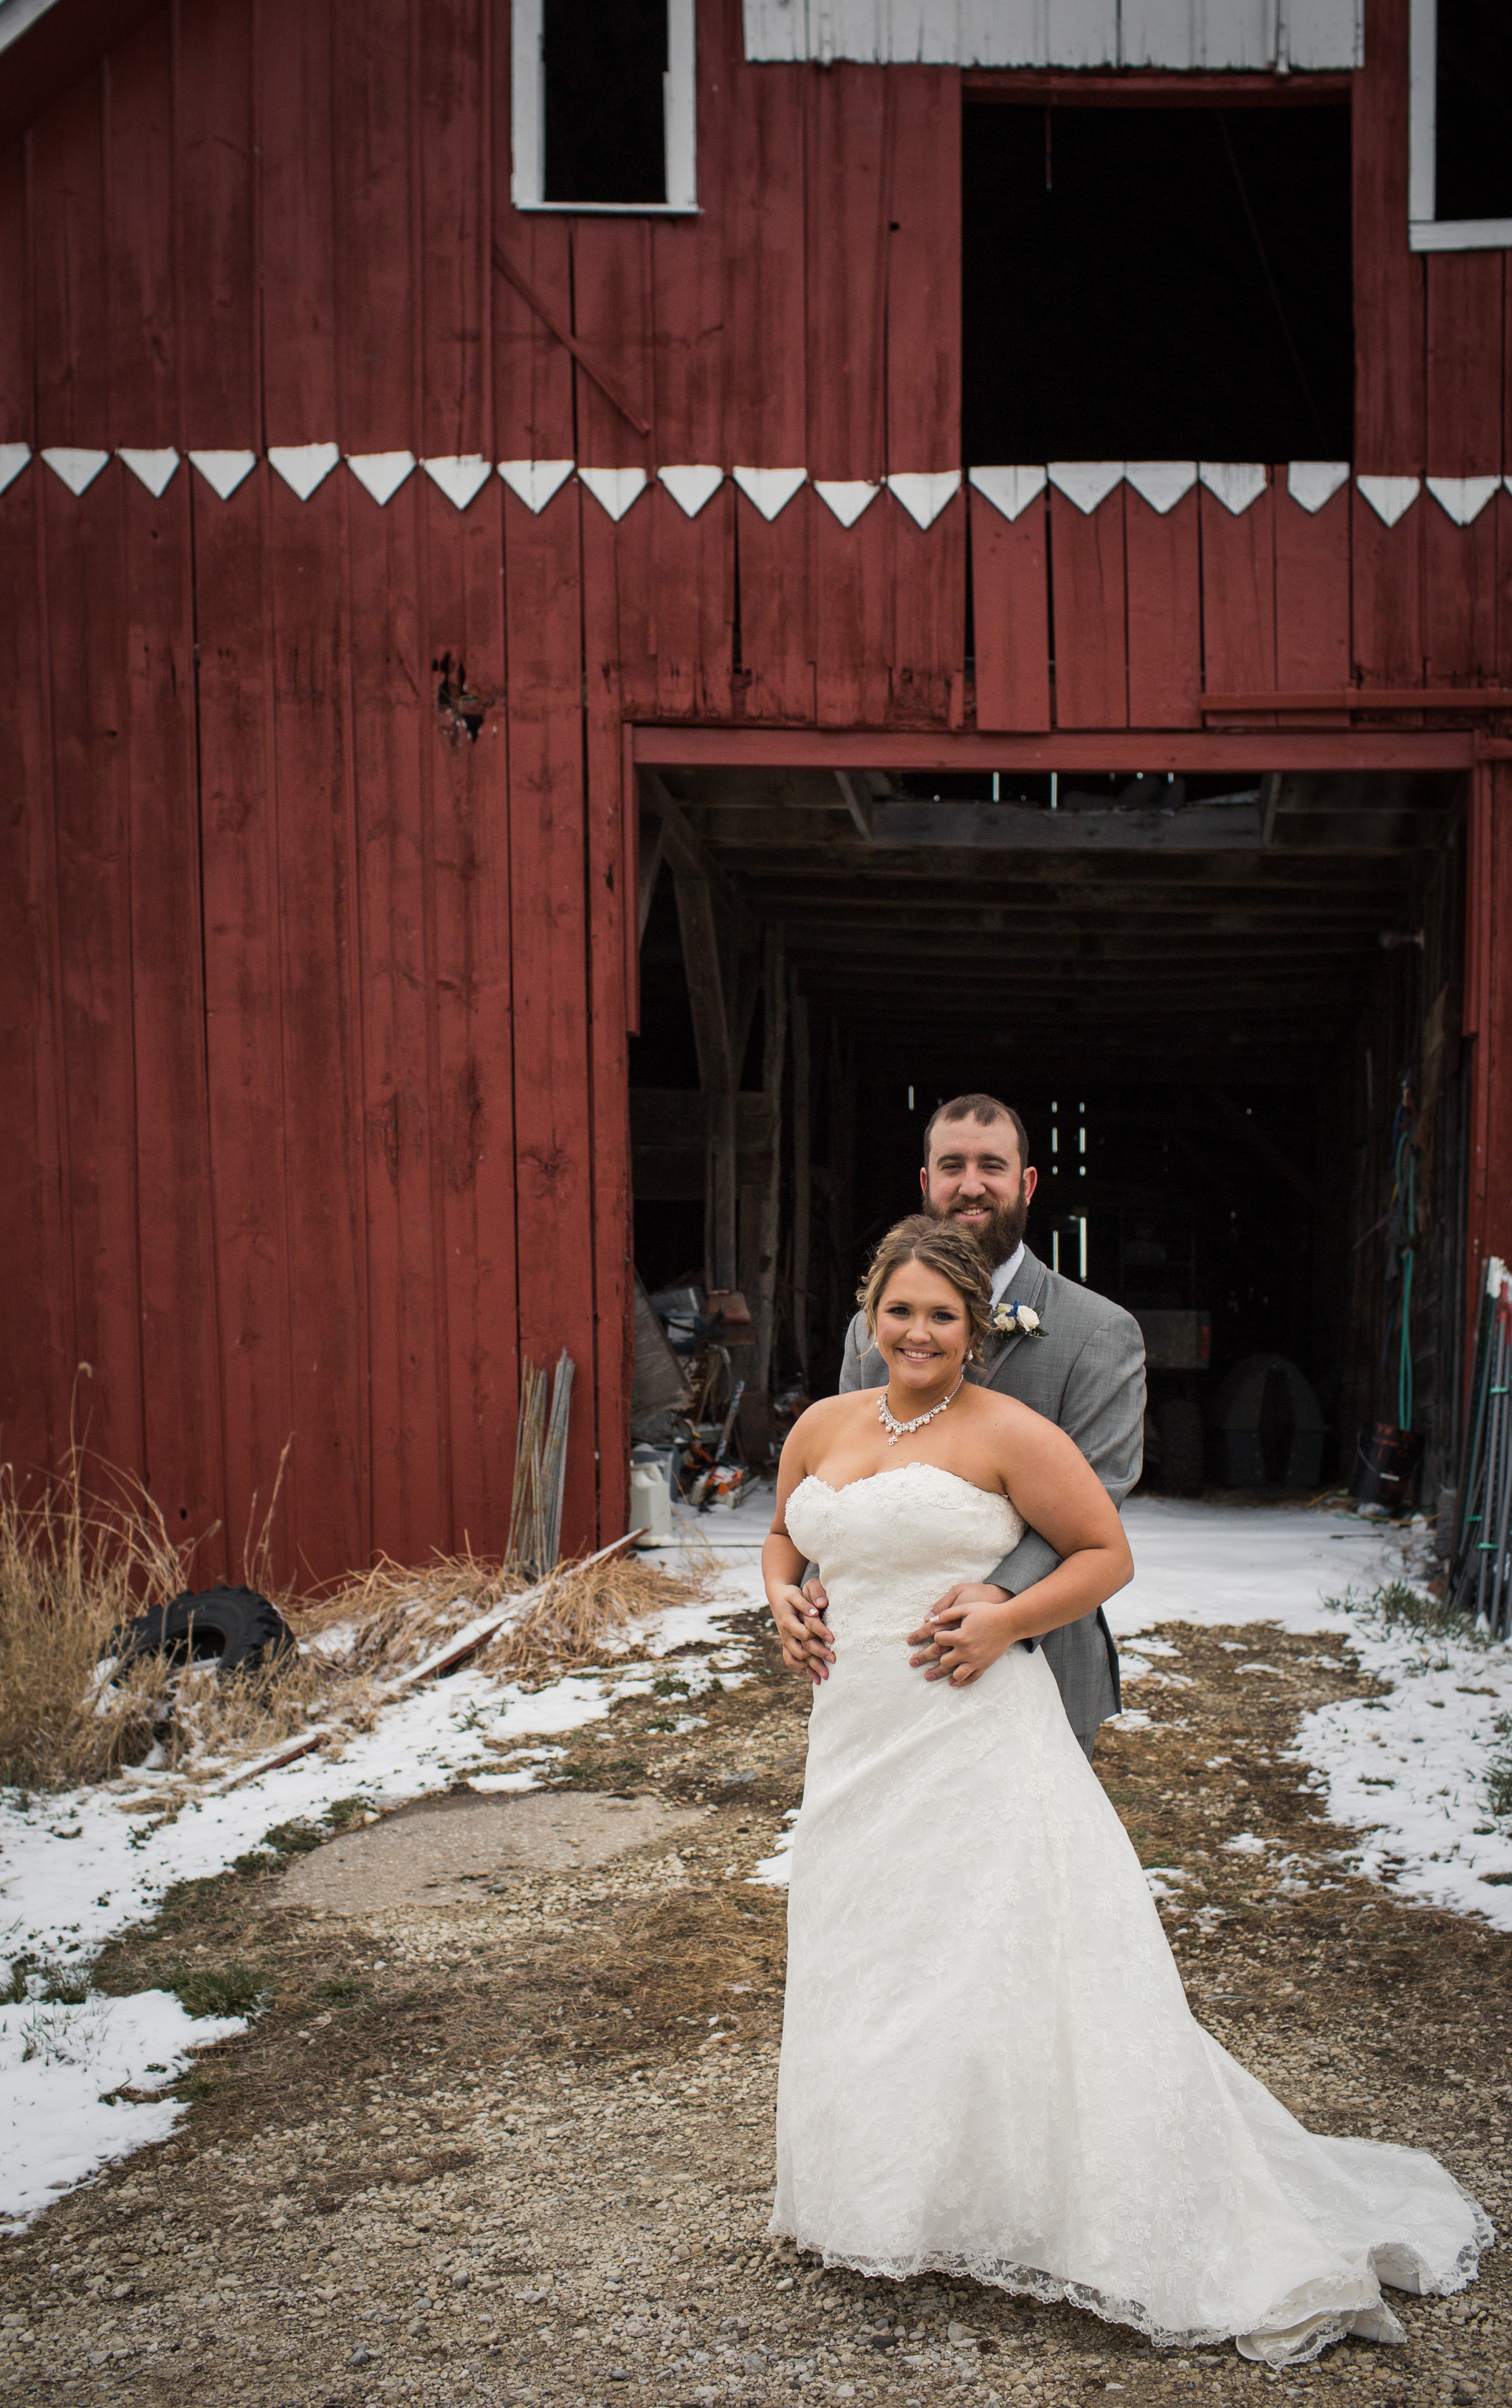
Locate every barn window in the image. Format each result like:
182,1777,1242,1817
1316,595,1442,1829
512,0,697,213
1409,0,1512,250
962,100,1353,467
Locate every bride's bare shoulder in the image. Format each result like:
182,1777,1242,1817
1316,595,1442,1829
791,1391,865,1441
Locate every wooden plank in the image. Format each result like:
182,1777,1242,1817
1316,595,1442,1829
1125,485,1200,730
634,725,1478,772
1049,484,1127,730
1423,505,1497,688
334,0,416,453
650,481,733,718
419,0,487,462
884,67,960,476
790,979,811,1379
42,464,145,1483
0,466,70,1484
255,0,338,443
969,484,1050,733
30,74,109,445
883,69,967,723
345,470,444,1568
1352,0,1423,470
888,495,966,726
0,144,28,442
422,468,518,1554
502,481,599,1556
106,13,176,448
1351,484,1423,697
1274,478,1351,704
195,476,295,1583
1200,478,1277,717
726,26,805,473
737,490,816,723
805,58,886,726
1422,252,1504,688
583,521,633,1543
121,453,225,1555
813,498,890,728
174,0,258,448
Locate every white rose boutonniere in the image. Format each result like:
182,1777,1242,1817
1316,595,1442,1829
991,1300,1042,1338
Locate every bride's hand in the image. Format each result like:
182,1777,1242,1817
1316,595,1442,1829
907,1582,1014,1686
768,1580,835,1684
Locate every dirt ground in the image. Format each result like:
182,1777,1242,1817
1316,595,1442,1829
1,1594,1508,2408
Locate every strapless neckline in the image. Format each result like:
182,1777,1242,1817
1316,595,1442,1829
794,1461,1011,1508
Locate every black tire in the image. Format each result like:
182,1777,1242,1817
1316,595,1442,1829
106,1585,295,1678
1157,1398,1206,1498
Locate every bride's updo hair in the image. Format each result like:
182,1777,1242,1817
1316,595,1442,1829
859,1213,994,1356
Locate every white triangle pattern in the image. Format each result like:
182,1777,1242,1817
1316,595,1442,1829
659,464,724,518
0,442,29,495
887,470,961,529
190,449,258,500
118,448,179,496
968,466,1045,523
269,443,339,500
733,465,807,521
1356,475,1420,529
42,446,110,495
1199,462,1268,516
1286,462,1350,514
579,466,647,521
1048,461,1124,515
498,460,574,513
814,479,880,527
424,455,493,511
348,452,417,507
1425,474,1499,527
1124,462,1197,515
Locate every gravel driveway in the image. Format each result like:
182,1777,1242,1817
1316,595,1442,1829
1,1602,1506,2408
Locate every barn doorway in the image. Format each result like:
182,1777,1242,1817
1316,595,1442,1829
628,764,1468,1518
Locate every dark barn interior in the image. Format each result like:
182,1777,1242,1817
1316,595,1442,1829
630,769,1468,1509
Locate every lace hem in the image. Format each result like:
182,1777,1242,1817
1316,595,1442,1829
766,2201,1494,2369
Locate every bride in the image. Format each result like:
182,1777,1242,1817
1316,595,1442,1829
760,1214,1489,2367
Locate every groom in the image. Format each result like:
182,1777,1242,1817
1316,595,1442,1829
822,1093,1145,1758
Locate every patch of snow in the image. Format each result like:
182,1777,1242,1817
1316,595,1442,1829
0,1989,244,2226
750,1808,800,1889
0,1529,761,2215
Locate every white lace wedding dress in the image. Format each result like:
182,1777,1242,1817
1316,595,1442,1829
772,1463,1490,2366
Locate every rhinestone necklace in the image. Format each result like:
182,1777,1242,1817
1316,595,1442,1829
878,1373,964,1447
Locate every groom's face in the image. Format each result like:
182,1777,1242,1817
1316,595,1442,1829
921,1116,1038,1266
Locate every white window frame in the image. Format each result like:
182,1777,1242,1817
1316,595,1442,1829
512,0,698,214
1409,0,1512,251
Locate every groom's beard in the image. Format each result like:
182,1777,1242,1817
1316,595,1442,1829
929,1187,1029,1269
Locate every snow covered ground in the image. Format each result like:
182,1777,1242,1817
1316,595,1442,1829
0,1585,757,2227
3,1493,1510,2226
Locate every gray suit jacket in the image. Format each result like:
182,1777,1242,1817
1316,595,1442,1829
838,1243,1145,1739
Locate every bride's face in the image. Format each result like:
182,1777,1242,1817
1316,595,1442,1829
874,1263,972,1392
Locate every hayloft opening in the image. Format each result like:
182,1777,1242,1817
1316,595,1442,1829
542,0,668,206
630,766,1467,1515
962,100,1353,464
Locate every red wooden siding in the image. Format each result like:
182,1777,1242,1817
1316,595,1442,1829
4,0,1512,1580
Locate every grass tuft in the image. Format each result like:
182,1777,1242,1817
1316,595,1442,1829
163,1962,269,2019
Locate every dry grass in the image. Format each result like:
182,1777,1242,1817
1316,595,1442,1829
0,1453,194,1788
1,1455,715,1794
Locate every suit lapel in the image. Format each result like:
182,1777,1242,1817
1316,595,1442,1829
980,1245,1052,1388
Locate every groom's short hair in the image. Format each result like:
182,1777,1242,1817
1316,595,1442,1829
923,1093,1031,1173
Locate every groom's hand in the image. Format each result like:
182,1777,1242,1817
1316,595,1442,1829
907,1582,1011,1686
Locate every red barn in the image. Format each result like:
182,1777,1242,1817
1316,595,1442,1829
3,0,1511,1579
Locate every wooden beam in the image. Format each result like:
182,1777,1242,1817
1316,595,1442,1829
633,728,1480,774
791,980,811,1382
637,807,666,941
681,800,1446,853
671,877,737,1290
835,772,874,837
753,926,787,1398
491,243,651,436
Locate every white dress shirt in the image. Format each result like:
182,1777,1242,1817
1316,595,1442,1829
989,1241,1026,1312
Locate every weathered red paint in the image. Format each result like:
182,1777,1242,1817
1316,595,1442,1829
2,0,1512,1580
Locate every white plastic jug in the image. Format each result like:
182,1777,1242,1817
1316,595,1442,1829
629,1458,673,1545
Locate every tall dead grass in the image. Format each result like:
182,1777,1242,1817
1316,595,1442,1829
0,1455,193,1787
1,1455,714,1793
